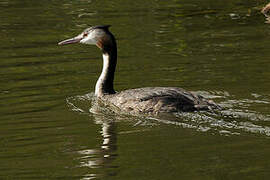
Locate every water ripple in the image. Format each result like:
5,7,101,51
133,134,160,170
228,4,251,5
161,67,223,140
66,90,270,137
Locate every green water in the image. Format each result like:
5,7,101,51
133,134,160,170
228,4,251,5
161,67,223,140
1,0,270,179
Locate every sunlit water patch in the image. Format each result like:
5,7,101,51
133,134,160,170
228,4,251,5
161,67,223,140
66,91,270,137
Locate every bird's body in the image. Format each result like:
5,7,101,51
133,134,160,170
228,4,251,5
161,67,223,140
58,25,219,114
101,87,217,114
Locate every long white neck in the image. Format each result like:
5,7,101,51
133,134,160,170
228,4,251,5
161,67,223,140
95,52,117,97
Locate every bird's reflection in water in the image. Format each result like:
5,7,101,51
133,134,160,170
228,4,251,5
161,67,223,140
78,100,118,180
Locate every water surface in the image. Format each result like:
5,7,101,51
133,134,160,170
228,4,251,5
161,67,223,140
1,0,270,179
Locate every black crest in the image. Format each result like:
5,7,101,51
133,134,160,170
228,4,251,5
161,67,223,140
91,25,111,31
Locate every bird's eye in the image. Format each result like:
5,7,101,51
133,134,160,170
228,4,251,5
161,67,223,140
83,33,88,37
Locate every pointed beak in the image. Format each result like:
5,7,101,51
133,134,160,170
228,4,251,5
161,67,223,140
58,35,83,45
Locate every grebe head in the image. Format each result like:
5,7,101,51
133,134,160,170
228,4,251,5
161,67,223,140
59,25,117,96
58,25,115,52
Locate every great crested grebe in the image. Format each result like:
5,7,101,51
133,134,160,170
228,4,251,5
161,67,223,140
58,25,219,114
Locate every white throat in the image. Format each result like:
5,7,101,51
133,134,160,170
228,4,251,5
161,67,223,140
95,54,110,97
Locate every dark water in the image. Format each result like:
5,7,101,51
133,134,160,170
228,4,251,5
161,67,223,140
1,0,270,179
